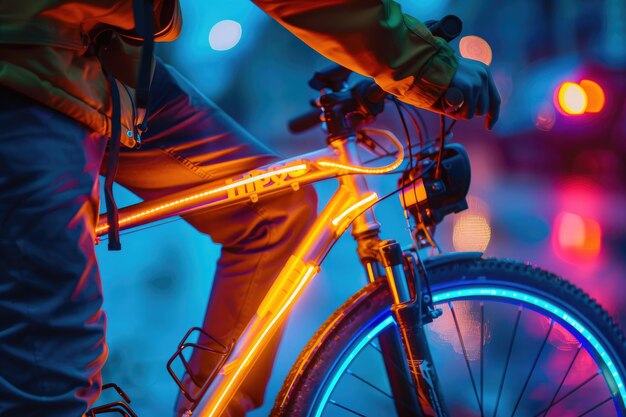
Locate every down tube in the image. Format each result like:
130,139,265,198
193,185,373,417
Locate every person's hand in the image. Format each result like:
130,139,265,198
444,56,501,130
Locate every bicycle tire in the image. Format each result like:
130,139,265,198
271,256,626,417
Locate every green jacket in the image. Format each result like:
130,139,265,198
0,0,457,146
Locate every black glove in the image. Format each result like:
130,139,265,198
446,56,501,130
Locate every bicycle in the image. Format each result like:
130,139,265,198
91,61,626,417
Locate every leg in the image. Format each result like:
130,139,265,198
110,61,317,416
0,87,108,416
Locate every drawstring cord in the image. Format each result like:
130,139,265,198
101,0,154,250
104,72,122,250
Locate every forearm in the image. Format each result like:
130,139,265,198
253,0,458,108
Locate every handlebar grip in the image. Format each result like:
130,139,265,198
288,109,322,133
443,87,464,114
364,84,388,104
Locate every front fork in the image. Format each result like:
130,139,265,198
377,240,449,417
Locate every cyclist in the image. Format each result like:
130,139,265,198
0,1,499,416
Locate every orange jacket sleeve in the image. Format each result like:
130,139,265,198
253,0,458,108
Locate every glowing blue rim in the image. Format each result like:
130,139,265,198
313,315,395,417
313,286,626,417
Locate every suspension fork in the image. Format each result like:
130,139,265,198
379,240,449,417
351,229,420,417
347,215,425,416
340,147,422,416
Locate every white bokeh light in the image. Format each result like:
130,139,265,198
209,20,242,51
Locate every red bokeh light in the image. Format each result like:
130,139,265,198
552,211,602,262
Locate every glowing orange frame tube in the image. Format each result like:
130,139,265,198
96,130,404,416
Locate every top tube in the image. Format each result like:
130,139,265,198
96,130,405,238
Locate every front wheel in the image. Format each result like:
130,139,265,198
272,256,626,417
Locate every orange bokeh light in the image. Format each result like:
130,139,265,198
452,195,492,252
459,35,493,66
556,82,588,115
579,79,605,113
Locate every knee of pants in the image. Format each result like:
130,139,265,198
283,184,318,228
262,184,318,243
210,184,318,251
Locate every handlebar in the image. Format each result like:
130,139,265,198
288,109,322,133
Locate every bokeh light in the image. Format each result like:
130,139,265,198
552,211,602,262
209,20,242,51
535,101,556,131
428,301,488,360
459,35,493,66
579,79,605,113
452,195,492,252
556,82,588,115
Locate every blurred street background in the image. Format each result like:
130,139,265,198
95,0,626,414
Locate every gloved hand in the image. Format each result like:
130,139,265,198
444,56,501,130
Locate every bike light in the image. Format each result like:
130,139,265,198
399,144,471,228
313,316,396,417
208,264,318,417
96,163,308,235
331,193,378,227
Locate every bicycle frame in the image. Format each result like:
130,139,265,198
97,129,423,416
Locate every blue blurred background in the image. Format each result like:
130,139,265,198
95,0,626,414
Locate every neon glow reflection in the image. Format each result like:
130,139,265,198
315,288,625,415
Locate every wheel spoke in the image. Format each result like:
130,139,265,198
510,320,554,417
533,373,600,416
346,369,421,414
346,369,392,398
536,344,582,417
493,306,523,417
577,396,613,417
449,301,484,415
329,399,369,416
